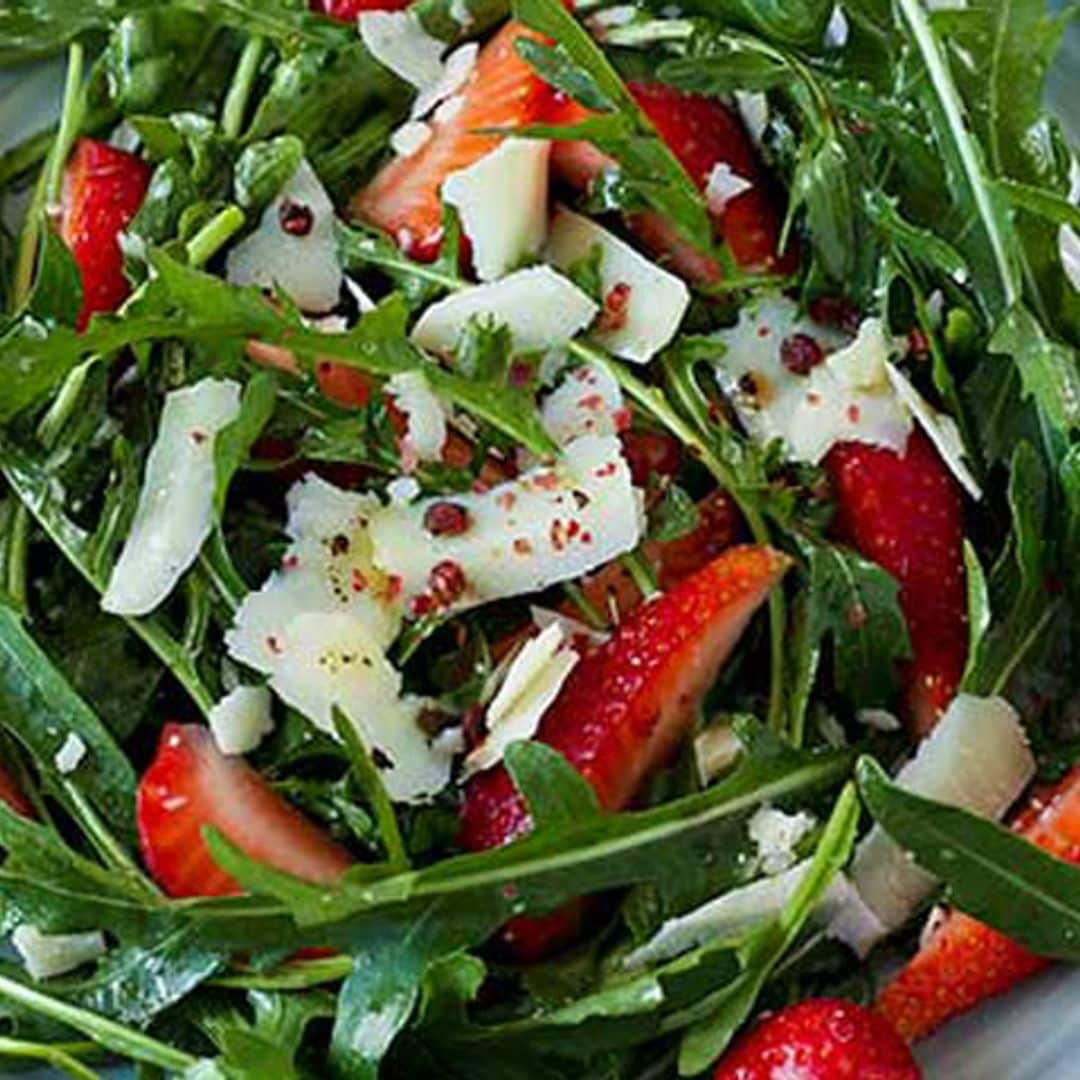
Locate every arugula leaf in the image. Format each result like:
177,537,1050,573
858,756,1080,960
512,0,714,260
213,371,277,517
504,741,601,831
648,483,699,543
676,782,860,1073
801,541,912,707
0,604,137,839
989,305,1080,437
25,229,82,328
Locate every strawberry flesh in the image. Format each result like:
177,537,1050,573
60,139,151,331
875,765,1080,1042
312,0,410,18
0,761,34,818
137,723,352,898
459,545,789,956
713,997,921,1079
353,21,555,261
824,430,967,736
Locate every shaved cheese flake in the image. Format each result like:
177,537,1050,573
623,861,883,970
748,805,816,876
54,733,86,774
359,11,445,90
226,159,342,313
463,622,579,778
705,162,753,214
885,362,982,498
444,139,551,282
530,604,609,646
272,612,453,801
541,361,625,445
694,723,742,785
386,370,449,462
103,378,240,616
13,925,106,981
412,41,477,119
850,693,1034,931
390,120,433,158
411,266,598,355
713,296,913,464
735,91,768,145
369,435,644,613
209,685,274,756
226,474,401,675
544,206,689,363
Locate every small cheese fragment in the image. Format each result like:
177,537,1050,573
705,163,753,214
386,370,449,463
369,435,644,613
544,207,690,363
748,804,816,876
54,733,86,775
444,139,551,282
463,622,579,777
271,611,454,802
103,379,241,616
390,120,433,158
694,723,742,785
12,925,106,981
359,11,445,90
226,159,342,313
540,362,625,445
412,41,477,119
850,693,1035,931
226,474,401,676
410,266,598,355
623,861,883,970
208,685,274,756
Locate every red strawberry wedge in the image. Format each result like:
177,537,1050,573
0,761,34,818
137,723,352,898
547,84,797,284
824,430,967,737
875,765,1080,1042
459,545,790,957
353,21,554,261
311,0,409,19
59,139,151,331
713,998,922,1080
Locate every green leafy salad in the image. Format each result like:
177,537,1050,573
0,0,1077,1076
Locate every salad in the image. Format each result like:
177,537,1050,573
0,0,1077,1076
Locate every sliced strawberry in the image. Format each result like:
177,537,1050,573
824,430,967,737
0,761,34,818
311,0,409,19
714,998,921,1080
137,723,352,898
547,85,796,283
875,765,1080,1042
459,546,789,956
59,139,151,331
353,21,554,261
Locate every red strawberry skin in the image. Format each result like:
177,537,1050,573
137,723,352,898
60,139,151,331
714,998,922,1080
459,546,789,957
547,84,796,282
824,430,967,737
311,0,409,18
875,766,1080,1042
0,761,34,818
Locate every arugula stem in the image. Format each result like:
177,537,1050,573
0,975,198,1074
894,0,1020,311
213,953,353,990
0,1036,102,1080
5,504,30,613
185,205,246,269
561,580,610,630
989,598,1060,697
44,43,85,209
221,35,266,140
620,548,658,599
60,780,159,896
199,530,248,613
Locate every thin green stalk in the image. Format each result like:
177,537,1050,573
621,548,659,599
212,953,353,990
5,505,29,613
561,580,610,630
221,35,266,140
990,599,1060,697
0,975,198,1074
44,43,85,207
60,781,159,897
0,1036,102,1080
199,530,248,613
186,205,246,268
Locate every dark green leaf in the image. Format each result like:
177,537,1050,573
858,756,1080,959
504,741,600,832
214,372,278,517
648,484,699,543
